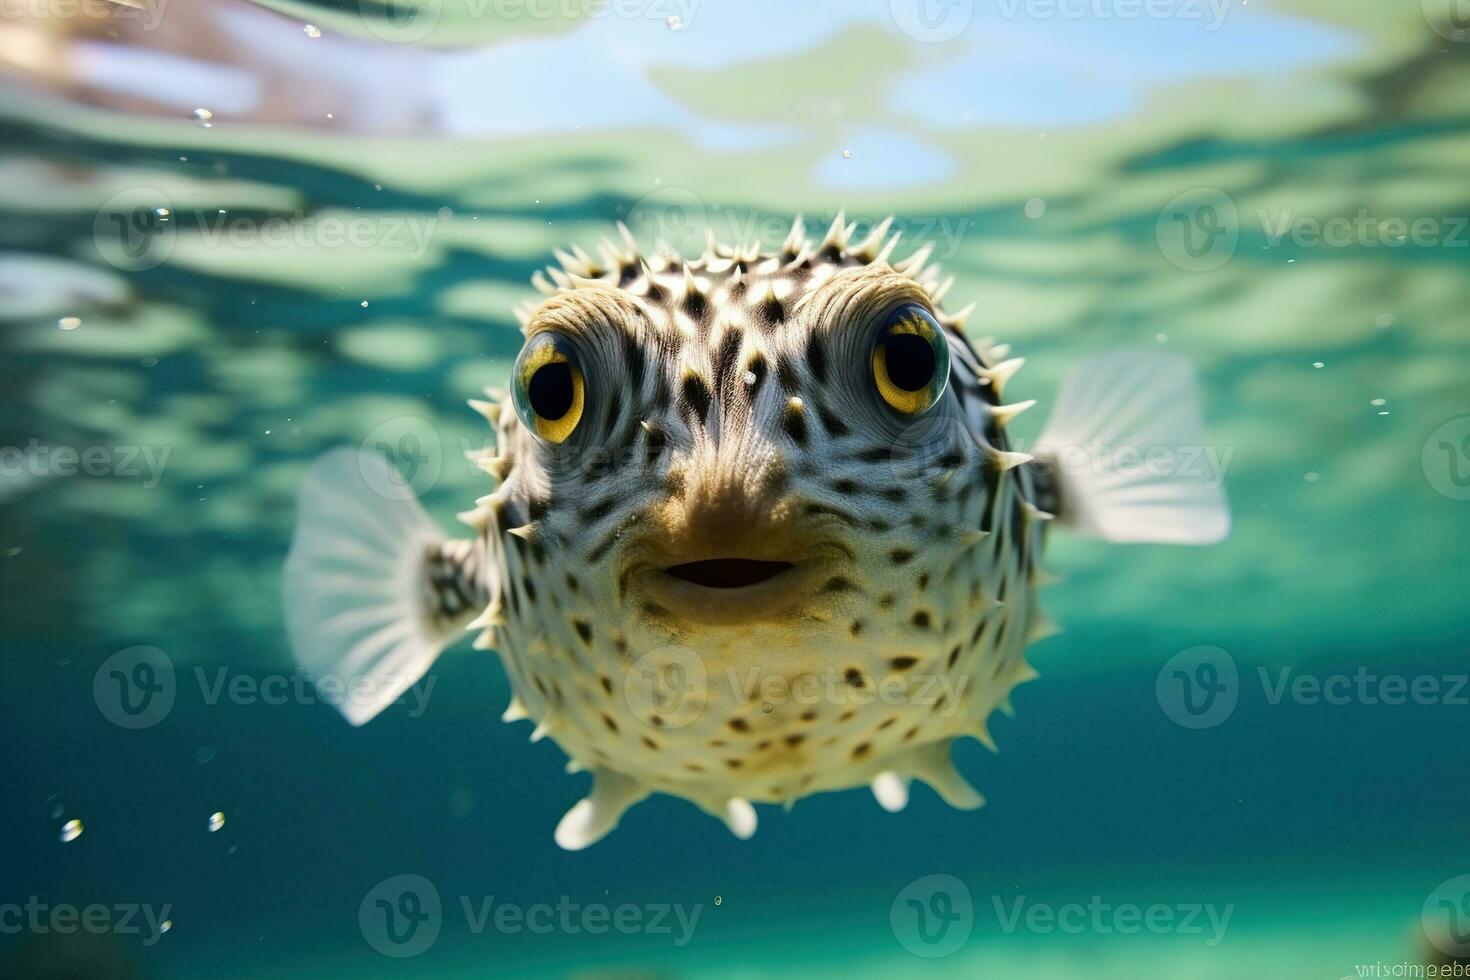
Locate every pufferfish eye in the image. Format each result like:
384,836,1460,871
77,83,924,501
512,333,586,444
871,303,950,415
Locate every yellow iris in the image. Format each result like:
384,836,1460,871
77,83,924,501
872,309,946,415
516,338,585,444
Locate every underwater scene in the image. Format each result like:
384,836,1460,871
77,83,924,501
2,0,1469,977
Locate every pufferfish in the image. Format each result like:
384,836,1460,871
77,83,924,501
283,214,1229,849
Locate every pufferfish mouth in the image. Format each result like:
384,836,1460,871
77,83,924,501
635,548,844,626
663,558,796,589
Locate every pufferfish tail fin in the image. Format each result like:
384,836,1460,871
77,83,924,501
283,448,484,726
1033,351,1230,545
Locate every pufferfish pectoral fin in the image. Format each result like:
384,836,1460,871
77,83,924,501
1033,351,1231,545
282,448,486,727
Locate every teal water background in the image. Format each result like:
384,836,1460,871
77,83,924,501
1,1,1469,976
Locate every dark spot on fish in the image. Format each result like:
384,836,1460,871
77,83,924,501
681,373,712,424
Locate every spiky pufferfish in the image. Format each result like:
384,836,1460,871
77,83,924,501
283,214,1230,850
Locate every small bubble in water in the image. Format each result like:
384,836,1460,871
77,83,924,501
1312,361,1324,369
1374,313,1394,328
761,701,774,714
1024,197,1046,219
1370,398,1386,407
1304,472,1320,483
666,14,682,29
303,23,321,38
160,920,172,934
57,316,80,331
842,149,852,159
1155,333,1168,344
60,819,83,842
192,108,213,128
194,746,216,765
50,803,64,819
714,895,722,906
208,811,226,833
141,357,159,368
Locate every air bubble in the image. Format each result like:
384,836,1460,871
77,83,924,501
1024,198,1045,219
60,819,83,843
208,811,226,833
57,316,80,331
303,24,321,38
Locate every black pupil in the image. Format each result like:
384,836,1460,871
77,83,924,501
528,362,574,421
884,332,936,392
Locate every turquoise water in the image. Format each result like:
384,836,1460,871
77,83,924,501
2,1,1469,976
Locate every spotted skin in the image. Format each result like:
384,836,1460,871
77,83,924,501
437,216,1056,841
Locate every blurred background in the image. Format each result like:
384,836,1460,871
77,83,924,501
1,0,1468,977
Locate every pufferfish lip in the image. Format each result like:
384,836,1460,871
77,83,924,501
633,546,848,626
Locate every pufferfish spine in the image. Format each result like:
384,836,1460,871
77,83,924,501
282,214,1229,849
